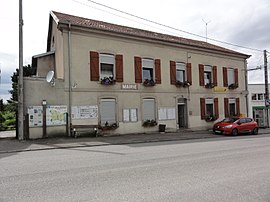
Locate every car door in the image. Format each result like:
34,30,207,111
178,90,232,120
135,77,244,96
237,118,247,133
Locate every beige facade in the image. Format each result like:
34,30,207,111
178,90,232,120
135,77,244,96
24,11,250,139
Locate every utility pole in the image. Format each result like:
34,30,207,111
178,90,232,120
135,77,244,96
18,0,24,140
264,50,269,128
202,19,211,42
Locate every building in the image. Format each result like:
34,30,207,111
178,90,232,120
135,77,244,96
24,11,250,139
248,84,269,127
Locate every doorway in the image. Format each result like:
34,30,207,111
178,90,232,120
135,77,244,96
177,98,187,128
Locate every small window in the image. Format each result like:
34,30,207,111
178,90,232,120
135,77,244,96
228,68,235,86
258,94,264,100
204,65,212,85
251,94,257,100
205,98,214,117
176,62,186,82
100,54,115,79
142,59,154,81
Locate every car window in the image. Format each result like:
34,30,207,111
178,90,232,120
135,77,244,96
222,118,238,123
245,118,252,123
239,118,246,124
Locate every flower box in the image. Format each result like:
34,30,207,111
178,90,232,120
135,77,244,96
99,122,118,130
205,83,215,89
143,79,155,86
175,81,191,88
205,116,217,122
142,119,157,127
228,83,238,89
100,77,115,85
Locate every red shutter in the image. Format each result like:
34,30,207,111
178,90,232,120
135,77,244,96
90,51,99,81
200,98,206,120
213,66,217,86
155,59,161,84
115,54,123,82
199,64,204,86
224,98,229,117
186,63,192,85
236,98,240,116
214,98,219,118
170,61,176,85
134,57,142,83
234,68,238,87
223,67,228,87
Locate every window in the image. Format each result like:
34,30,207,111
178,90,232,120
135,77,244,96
258,93,264,100
143,98,156,121
100,99,116,126
176,62,186,82
100,54,115,79
205,98,214,117
142,59,154,81
204,66,212,85
251,94,257,100
227,68,235,86
229,98,236,116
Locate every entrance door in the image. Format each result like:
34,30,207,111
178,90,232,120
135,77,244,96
254,108,266,127
178,104,186,128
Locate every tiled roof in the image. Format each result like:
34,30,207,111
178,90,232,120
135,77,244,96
51,11,249,58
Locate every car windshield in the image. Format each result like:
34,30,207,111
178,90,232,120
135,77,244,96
222,117,239,123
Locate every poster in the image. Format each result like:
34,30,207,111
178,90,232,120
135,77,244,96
72,105,98,119
28,106,43,127
158,107,176,120
46,105,67,126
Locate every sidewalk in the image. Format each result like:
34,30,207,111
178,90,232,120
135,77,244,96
1,128,270,154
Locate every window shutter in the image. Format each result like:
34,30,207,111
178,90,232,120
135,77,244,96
214,98,219,118
200,98,206,120
143,99,155,120
155,59,161,84
223,67,228,87
90,51,99,81
115,54,123,82
186,63,192,85
199,64,204,86
100,99,116,125
236,98,240,116
170,61,176,85
234,68,238,87
224,98,229,117
213,66,217,86
134,57,142,83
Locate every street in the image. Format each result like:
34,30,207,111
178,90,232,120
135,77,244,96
1,135,270,202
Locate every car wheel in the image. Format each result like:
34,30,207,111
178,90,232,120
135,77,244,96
252,127,258,135
232,128,238,136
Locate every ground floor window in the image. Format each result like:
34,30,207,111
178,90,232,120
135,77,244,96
100,98,116,126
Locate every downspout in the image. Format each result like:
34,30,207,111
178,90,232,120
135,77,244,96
68,22,72,135
244,59,249,117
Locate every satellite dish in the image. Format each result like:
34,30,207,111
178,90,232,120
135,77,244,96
46,71,55,86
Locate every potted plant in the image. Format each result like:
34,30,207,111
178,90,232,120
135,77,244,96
100,76,115,85
205,115,217,122
228,83,238,89
205,83,215,89
142,119,157,127
143,79,156,86
99,121,118,130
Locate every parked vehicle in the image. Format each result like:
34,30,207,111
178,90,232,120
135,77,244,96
213,117,259,136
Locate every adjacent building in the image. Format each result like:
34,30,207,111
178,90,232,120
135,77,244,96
24,11,250,139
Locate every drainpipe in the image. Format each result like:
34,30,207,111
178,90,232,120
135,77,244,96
244,59,249,117
68,22,72,135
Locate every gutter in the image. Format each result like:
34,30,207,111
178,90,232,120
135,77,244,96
68,22,72,135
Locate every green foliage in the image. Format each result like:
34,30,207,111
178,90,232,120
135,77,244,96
0,109,16,130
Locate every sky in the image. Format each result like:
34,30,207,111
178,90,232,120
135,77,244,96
0,0,270,98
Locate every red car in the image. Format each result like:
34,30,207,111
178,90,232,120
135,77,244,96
213,117,259,135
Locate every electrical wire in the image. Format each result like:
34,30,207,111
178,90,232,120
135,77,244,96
79,0,264,53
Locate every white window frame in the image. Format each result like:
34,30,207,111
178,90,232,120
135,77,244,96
204,65,212,85
142,59,154,81
100,54,115,80
143,98,156,121
205,98,214,117
176,62,186,82
227,68,235,86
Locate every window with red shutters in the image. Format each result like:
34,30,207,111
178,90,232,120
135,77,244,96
115,54,123,82
155,59,161,84
200,98,206,120
186,63,192,85
90,51,99,81
170,61,176,85
199,64,204,86
134,57,142,83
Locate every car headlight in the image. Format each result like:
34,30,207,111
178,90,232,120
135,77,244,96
224,125,233,128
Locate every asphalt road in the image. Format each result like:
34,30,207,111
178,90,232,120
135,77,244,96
1,135,270,202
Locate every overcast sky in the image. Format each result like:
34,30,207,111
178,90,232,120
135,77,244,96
0,0,270,85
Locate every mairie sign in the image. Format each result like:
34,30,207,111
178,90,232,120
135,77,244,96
214,87,227,92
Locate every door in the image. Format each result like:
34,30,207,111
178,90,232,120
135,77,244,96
178,104,185,128
254,108,265,127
